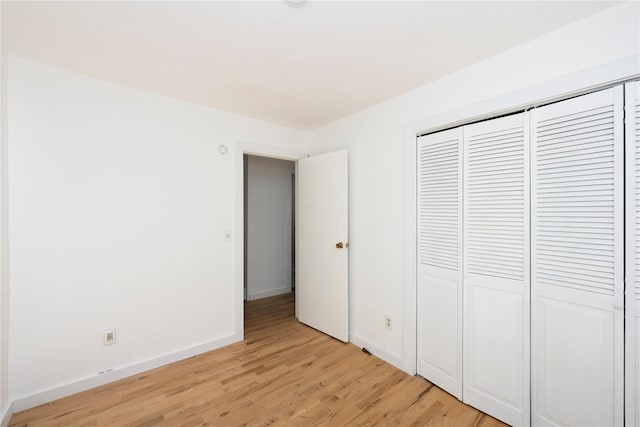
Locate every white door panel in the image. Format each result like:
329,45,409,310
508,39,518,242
417,127,463,399
625,81,640,427
535,297,616,426
531,86,624,427
297,150,348,342
418,266,461,395
463,113,530,426
465,284,523,404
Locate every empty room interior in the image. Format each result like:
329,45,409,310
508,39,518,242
1,1,639,426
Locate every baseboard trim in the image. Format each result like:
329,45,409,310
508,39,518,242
12,333,242,413
349,333,404,373
247,287,291,301
1,401,13,427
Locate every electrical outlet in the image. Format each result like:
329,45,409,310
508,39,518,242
384,316,392,330
104,329,116,345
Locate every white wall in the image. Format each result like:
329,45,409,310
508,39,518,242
307,2,640,369
245,155,295,301
0,2,10,424
6,56,306,407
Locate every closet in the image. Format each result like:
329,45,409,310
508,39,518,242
417,82,638,427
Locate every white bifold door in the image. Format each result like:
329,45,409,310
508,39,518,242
417,84,631,427
417,114,530,425
462,113,530,426
625,81,640,427
531,87,624,426
417,128,463,399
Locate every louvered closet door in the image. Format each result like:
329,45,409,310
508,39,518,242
463,113,530,426
417,128,463,399
531,87,624,427
625,81,640,427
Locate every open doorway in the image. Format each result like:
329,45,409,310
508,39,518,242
243,154,296,315
236,147,348,344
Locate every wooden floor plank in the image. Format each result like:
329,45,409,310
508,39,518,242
9,292,507,426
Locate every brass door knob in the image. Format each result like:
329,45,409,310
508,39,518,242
336,242,344,249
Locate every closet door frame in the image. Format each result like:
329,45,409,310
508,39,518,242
625,81,639,427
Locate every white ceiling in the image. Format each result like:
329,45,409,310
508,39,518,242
2,1,616,130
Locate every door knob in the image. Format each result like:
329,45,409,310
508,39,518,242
336,242,344,249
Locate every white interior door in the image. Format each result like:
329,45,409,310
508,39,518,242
297,150,348,342
417,127,463,399
463,112,530,426
531,87,624,427
625,81,640,427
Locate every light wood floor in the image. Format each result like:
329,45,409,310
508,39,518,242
10,293,506,426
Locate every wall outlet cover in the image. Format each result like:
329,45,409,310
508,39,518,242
104,329,116,345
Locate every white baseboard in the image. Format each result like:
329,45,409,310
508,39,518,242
12,333,242,413
247,287,290,301
1,401,13,427
349,333,404,373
